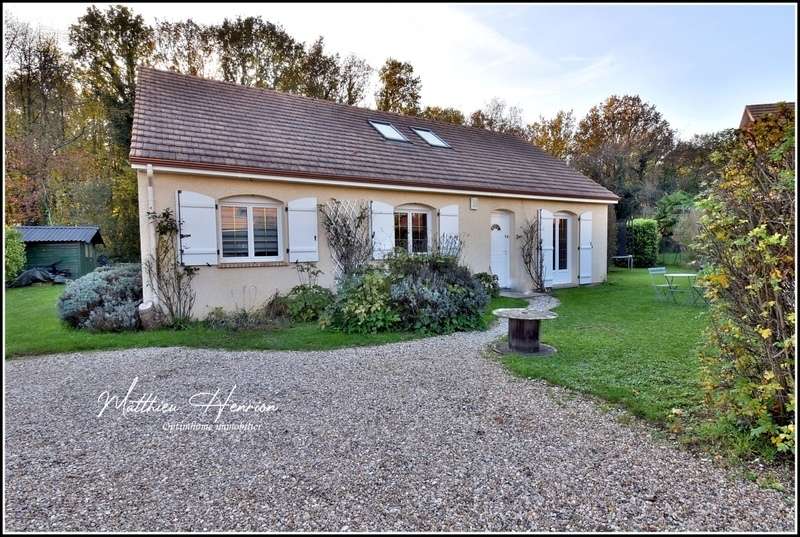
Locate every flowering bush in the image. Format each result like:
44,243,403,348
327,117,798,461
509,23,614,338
696,104,795,457
58,264,142,331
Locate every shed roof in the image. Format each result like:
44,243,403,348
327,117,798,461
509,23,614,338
16,226,104,245
130,68,618,202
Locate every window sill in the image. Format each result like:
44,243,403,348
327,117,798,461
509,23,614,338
218,260,288,269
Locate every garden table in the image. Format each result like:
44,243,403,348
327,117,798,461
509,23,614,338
492,308,558,356
611,255,634,270
664,273,701,304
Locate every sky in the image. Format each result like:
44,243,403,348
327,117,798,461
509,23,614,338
5,2,797,138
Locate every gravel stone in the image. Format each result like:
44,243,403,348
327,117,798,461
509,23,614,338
4,321,795,531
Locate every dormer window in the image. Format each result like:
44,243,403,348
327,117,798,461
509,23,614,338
412,128,450,147
369,120,408,142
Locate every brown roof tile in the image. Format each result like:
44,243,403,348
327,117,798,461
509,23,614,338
739,102,795,129
130,68,618,201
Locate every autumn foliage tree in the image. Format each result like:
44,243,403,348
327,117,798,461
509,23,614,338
696,104,795,456
375,58,421,115
573,95,675,219
526,110,576,161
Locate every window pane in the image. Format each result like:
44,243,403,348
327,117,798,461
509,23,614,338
253,207,279,257
221,206,249,257
371,121,406,141
552,219,557,270
411,212,428,253
413,128,448,147
558,219,568,270
394,213,408,251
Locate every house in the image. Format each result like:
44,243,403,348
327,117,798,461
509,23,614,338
739,101,795,129
15,225,104,278
130,68,618,316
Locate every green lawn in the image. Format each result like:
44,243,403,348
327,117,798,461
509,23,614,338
4,284,526,358
502,267,708,425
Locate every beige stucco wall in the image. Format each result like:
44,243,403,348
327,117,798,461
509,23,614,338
138,171,610,318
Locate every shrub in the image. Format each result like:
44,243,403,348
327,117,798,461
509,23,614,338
5,226,26,281
321,270,400,333
390,272,488,334
58,264,142,331
474,272,500,298
204,292,289,331
626,218,659,267
385,249,489,334
285,284,334,323
696,104,795,457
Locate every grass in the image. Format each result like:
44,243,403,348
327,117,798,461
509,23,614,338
3,284,526,358
502,267,709,424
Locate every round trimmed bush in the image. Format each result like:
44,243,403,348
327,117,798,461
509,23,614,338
285,284,334,323
58,264,143,331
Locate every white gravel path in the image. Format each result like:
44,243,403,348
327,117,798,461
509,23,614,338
4,320,795,532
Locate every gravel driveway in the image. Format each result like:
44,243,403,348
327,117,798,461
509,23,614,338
4,321,795,532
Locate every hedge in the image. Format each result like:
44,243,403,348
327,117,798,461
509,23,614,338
626,218,659,267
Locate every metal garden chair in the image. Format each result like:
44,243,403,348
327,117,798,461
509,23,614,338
648,267,678,302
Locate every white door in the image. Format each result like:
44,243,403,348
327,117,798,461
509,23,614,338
552,214,572,285
490,212,511,288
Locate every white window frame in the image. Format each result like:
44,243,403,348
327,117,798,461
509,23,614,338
394,205,433,254
411,127,450,148
218,198,284,262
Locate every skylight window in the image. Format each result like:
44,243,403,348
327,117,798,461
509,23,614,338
412,128,450,148
369,120,408,141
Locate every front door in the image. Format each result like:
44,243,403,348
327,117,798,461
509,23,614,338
490,212,511,288
552,214,571,285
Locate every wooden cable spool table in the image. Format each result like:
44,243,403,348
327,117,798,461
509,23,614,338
492,308,558,356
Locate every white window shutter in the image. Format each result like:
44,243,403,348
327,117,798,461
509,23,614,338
176,190,218,266
288,197,319,262
540,209,554,288
371,200,394,259
578,211,593,284
438,204,459,241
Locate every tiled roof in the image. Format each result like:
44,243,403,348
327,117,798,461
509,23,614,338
739,102,795,129
130,68,618,202
16,226,104,244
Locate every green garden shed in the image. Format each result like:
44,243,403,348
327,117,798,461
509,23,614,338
16,226,104,278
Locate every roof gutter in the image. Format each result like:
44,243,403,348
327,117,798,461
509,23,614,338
130,160,618,205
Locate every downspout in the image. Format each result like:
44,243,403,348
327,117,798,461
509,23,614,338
146,164,158,307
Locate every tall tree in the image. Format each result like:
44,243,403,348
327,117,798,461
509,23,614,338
69,4,154,150
658,130,735,195
526,110,575,160
213,16,304,91
153,19,215,77
300,37,341,100
469,98,525,137
5,21,79,225
375,58,421,115
572,95,674,219
420,106,465,125
336,54,372,106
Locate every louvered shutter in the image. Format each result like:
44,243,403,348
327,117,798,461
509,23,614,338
288,197,319,262
176,190,218,266
371,201,394,259
438,204,459,241
578,211,593,284
540,209,554,288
